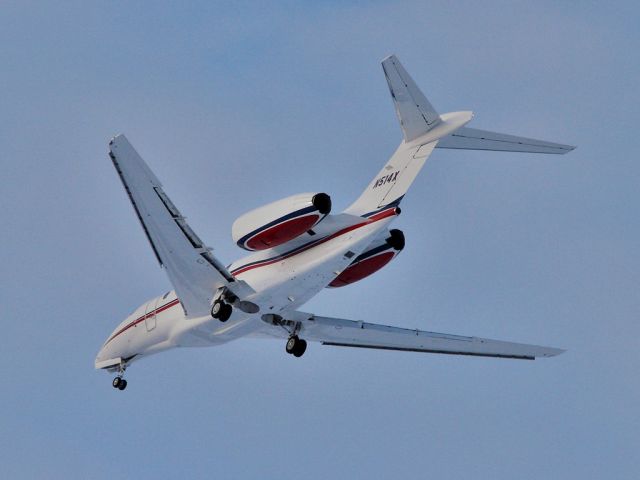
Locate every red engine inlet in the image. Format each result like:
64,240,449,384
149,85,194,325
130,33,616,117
245,214,320,250
233,193,332,251
328,229,404,288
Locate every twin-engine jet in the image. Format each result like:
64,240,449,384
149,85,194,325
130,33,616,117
96,55,574,390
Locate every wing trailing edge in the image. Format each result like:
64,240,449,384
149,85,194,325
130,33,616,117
255,311,564,361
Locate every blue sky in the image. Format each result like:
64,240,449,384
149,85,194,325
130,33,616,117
1,1,638,478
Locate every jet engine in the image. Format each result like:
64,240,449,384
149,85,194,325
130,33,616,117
328,229,405,288
233,193,332,251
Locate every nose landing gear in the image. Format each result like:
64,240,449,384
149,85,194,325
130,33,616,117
112,376,128,390
111,361,128,391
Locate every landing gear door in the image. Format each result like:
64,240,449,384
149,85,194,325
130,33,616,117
145,298,159,332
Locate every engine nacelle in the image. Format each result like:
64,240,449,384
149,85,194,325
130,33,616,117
233,192,332,251
328,229,405,288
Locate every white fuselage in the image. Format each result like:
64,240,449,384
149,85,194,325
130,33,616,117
97,56,573,379
96,210,397,367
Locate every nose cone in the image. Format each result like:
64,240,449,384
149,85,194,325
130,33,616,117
94,340,121,370
94,323,131,370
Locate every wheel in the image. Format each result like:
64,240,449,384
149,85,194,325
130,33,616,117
212,300,232,322
112,377,121,388
293,339,307,357
219,303,232,322
211,300,223,318
222,303,233,321
118,379,128,391
286,335,299,354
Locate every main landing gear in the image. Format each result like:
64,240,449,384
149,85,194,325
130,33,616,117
211,288,238,322
285,335,307,357
261,314,309,358
211,299,233,322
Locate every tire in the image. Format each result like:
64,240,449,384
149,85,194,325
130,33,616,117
219,303,232,322
293,339,307,357
211,300,223,318
118,379,128,391
286,336,299,354
112,377,121,388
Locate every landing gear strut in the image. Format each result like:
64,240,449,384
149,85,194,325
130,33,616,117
112,362,128,391
211,299,232,322
285,335,307,357
262,314,309,358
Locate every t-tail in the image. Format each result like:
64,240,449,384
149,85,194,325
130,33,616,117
345,55,575,217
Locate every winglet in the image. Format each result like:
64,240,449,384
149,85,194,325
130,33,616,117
382,55,441,142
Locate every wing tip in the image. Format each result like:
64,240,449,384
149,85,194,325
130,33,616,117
381,53,397,64
539,347,566,358
109,133,128,148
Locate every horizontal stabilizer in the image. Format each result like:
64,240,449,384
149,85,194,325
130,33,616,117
436,127,575,154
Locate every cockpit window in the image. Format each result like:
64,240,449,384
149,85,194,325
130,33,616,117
162,291,170,299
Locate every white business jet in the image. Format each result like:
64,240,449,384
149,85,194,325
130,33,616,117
96,55,574,390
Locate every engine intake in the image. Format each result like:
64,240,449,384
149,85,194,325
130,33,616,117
233,192,332,251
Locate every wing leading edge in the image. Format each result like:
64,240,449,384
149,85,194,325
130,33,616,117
259,312,563,360
109,134,236,317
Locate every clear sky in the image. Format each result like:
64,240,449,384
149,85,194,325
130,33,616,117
1,1,638,478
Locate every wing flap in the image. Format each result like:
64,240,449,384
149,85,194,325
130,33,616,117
109,134,236,317
272,312,564,360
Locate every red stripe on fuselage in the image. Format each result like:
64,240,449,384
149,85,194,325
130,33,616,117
105,298,181,345
231,207,398,277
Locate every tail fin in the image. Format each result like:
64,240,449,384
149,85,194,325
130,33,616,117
346,56,470,216
345,55,576,217
382,55,441,142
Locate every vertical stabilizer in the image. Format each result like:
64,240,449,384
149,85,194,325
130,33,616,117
382,55,441,142
346,55,575,217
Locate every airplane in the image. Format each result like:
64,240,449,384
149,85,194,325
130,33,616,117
96,55,574,390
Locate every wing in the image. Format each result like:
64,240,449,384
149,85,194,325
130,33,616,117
436,127,575,154
109,134,237,317
257,312,564,360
